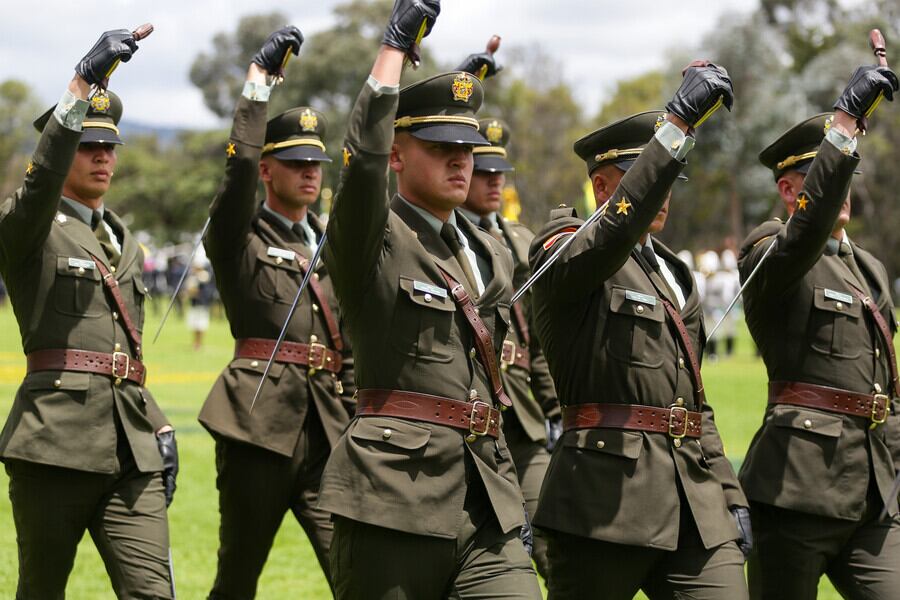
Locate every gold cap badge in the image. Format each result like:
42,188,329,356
299,109,318,132
90,93,111,112
451,73,474,103
485,121,503,143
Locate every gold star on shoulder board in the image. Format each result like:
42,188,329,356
342,147,352,167
25,161,34,175
796,193,810,211
615,197,632,215
225,142,236,158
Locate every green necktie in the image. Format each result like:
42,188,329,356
440,222,479,295
92,210,121,267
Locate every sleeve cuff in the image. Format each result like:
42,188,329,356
366,75,400,97
53,89,89,131
655,121,695,161
242,81,272,102
825,126,858,155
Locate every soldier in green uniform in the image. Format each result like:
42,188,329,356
319,1,541,598
457,115,560,580
196,28,356,598
529,63,752,599
738,62,900,599
0,30,178,598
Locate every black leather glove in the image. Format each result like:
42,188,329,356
665,61,734,130
545,416,563,453
834,65,899,119
520,506,534,556
157,430,179,508
730,506,753,560
382,0,441,53
251,26,303,75
456,52,501,78
74,29,139,87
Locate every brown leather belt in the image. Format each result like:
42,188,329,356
500,340,530,371
356,389,501,439
562,402,702,439
234,338,342,373
769,381,891,426
26,349,146,386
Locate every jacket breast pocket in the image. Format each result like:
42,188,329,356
25,371,91,407
605,287,665,368
390,276,456,363
770,404,843,439
351,417,431,451
808,287,862,359
54,256,104,317
132,278,149,331
255,253,301,305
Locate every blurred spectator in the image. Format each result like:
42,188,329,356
707,249,741,357
185,256,215,350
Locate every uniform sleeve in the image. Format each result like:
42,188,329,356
700,402,748,508
524,306,559,418
740,141,860,297
0,117,81,267
324,82,398,301
338,325,357,419
204,95,268,260
529,139,685,304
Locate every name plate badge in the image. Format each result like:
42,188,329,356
823,288,853,304
68,257,95,270
267,247,296,261
413,280,448,299
625,289,657,306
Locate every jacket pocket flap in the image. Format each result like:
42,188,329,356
134,278,149,296
26,371,91,391
351,417,432,450
813,287,862,318
56,255,101,281
771,405,843,438
230,357,285,379
564,428,644,459
609,287,664,322
399,276,455,312
255,251,302,273
496,303,511,327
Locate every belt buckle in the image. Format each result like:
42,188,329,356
307,342,328,373
469,400,492,437
111,351,130,381
668,405,688,439
871,393,890,427
500,340,516,370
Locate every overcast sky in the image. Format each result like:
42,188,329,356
1,1,760,129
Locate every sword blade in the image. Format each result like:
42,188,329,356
249,232,328,413
168,547,177,599
152,217,211,344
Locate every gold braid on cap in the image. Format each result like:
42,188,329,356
82,121,120,134
776,151,817,171
262,138,327,154
594,147,642,163
394,115,480,129
473,146,507,157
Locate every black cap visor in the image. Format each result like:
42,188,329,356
615,158,687,181
81,126,124,145
407,123,489,146
270,145,332,163
474,154,514,173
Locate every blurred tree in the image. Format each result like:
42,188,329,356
0,79,41,197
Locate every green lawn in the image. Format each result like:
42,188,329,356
0,302,892,598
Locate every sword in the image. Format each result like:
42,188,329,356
93,23,154,97
249,235,327,413
476,35,501,80
168,547,177,599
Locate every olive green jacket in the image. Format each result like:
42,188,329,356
496,216,559,443
528,138,746,551
319,83,525,539
198,95,355,457
738,140,899,520
0,117,168,474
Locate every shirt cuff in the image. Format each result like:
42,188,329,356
825,125,858,155
655,121,695,161
366,75,400,97
53,89,90,131
242,81,272,102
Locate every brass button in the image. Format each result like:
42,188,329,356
312,303,320,313
469,389,478,400
424,293,433,303
673,438,682,448
465,433,478,443
250,360,259,368
675,397,685,406
382,428,392,440
77,267,85,275
313,273,320,281
875,348,881,358
678,357,685,369
525,376,532,383
636,305,645,314
875,383,883,393
110,266,116,273
803,419,812,429
53,379,62,388
144,287,149,293
310,335,318,343
671,139,682,151
835,302,844,311
114,377,122,387
112,311,119,320
469,348,477,359
114,343,121,351
596,440,605,449
275,257,284,265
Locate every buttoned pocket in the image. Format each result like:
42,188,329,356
605,286,665,368
25,370,91,392
132,278,148,331
255,252,301,305
808,287,862,359
54,255,105,317
351,416,431,450
390,276,456,363
770,404,843,438
563,428,644,459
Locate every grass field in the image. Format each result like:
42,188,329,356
1,302,894,598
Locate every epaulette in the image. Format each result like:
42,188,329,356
549,204,579,221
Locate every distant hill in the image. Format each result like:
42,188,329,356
118,119,185,145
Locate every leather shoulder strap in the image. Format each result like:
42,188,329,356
510,302,530,347
298,257,343,352
848,284,900,396
439,268,512,408
87,251,143,360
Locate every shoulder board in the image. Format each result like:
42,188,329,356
542,227,578,251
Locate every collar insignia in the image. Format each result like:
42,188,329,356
299,108,318,132
451,73,474,103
